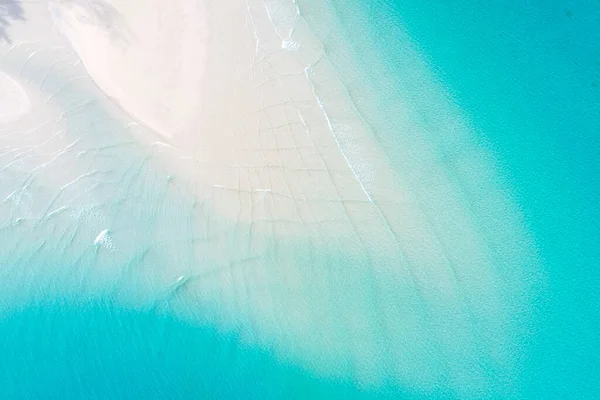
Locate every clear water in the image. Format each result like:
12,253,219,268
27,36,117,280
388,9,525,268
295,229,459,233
365,1,600,397
0,1,598,399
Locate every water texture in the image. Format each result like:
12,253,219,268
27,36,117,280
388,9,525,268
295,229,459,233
0,1,598,399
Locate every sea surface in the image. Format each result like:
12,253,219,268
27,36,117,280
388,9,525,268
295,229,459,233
361,1,599,398
0,1,598,399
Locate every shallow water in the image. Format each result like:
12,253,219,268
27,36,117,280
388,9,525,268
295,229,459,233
368,1,600,397
0,1,598,399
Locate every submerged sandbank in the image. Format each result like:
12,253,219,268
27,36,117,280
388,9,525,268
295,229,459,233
0,0,540,397
52,0,409,236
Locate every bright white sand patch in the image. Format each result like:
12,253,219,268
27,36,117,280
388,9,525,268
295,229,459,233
52,0,407,233
50,0,209,140
0,72,30,123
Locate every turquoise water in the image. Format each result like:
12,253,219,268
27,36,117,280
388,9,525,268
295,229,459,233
1,300,396,399
1,1,598,399
354,1,600,397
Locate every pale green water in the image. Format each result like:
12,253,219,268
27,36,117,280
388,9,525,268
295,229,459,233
1,0,598,399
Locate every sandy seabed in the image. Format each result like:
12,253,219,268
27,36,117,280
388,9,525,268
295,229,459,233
0,1,540,397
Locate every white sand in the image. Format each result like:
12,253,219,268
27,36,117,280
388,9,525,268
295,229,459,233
49,1,209,140
0,72,30,123
51,0,408,234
